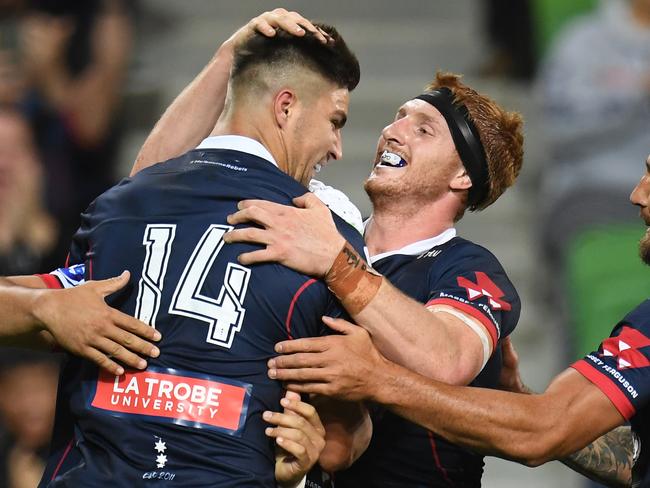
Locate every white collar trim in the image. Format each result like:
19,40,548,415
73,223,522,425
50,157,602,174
196,135,278,168
369,228,457,264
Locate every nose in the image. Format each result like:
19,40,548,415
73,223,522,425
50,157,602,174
631,177,647,207
329,130,343,161
380,119,405,147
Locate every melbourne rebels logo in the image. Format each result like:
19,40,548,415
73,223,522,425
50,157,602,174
601,326,650,370
457,272,511,311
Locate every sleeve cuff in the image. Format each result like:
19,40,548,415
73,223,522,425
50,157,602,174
36,274,64,289
571,360,635,420
426,297,499,350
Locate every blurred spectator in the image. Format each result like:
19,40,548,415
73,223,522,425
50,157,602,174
0,351,59,488
481,0,538,80
537,0,650,373
0,0,134,266
0,108,57,275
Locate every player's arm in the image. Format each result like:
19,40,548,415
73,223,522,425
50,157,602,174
310,396,371,471
226,194,487,385
0,272,161,376
269,317,626,467
499,336,633,486
562,426,633,488
131,9,330,176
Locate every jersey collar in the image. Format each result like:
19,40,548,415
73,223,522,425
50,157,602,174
368,227,457,264
196,135,278,168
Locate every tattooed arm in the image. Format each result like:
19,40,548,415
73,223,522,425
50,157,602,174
562,426,634,488
498,338,633,486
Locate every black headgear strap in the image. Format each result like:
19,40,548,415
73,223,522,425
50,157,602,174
415,88,489,208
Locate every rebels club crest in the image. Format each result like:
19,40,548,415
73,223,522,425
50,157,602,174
601,326,650,370
457,272,511,311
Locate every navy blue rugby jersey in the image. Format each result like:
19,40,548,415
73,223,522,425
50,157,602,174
572,300,650,487
38,142,365,487
336,233,520,488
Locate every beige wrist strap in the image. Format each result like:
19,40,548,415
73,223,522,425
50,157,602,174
325,242,383,315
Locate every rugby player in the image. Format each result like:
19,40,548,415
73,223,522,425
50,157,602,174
135,9,525,486
27,16,371,488
268,156,650,486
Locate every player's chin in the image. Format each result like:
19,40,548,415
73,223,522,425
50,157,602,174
639,230,650,266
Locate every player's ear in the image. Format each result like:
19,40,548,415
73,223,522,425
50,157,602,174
449,167,472,191
273,89,297,129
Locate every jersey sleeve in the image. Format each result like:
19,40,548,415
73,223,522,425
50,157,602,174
37,264,86,289
571,300,650,420
424,245,520,352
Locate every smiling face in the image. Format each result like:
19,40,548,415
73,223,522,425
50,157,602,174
364,99,466,210
630,155,650,265
284,84,349,186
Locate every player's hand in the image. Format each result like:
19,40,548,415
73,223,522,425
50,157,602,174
224,193,346,277
498,336,532,394
224,8,332,55
268,317,387,401
34,271,161,376
266,390,326,487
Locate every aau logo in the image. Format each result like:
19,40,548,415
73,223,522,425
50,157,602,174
601,326,650,370
457,272,511,311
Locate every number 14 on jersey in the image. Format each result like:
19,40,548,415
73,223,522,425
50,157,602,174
135,224,251,349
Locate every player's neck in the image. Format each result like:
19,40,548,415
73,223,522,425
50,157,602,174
365,204,455,257
211,116,289,174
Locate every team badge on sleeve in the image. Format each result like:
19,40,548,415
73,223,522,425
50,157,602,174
458,272,511,311
601,327,650,370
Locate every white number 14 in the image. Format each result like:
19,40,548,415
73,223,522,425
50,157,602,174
135,224,251,349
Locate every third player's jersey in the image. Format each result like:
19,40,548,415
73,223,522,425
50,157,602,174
573,300,650,487
337,230,521,488
39,137,365,487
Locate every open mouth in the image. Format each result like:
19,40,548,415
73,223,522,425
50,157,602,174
376,150,407,168
313,162,323,173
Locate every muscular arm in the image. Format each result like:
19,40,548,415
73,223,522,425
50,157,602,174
371,359,624,466
130,41,233,175
500,336,633,486
562,426,633,488
271,319,625,468
347,276,486,385
227,195,488,384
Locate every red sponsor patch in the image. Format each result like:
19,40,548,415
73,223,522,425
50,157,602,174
91,368,251,434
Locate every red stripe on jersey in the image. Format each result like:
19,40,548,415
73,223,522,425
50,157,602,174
426,297,498,352
64,253,70,268
285,279,318,339
37,274,64,289
50,438,74,481
427,431,453,486
571,360,635,420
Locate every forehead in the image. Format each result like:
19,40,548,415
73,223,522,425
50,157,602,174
394,99,447,126
316,86,349,113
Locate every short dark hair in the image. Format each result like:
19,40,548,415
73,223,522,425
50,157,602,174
232,23,360,92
